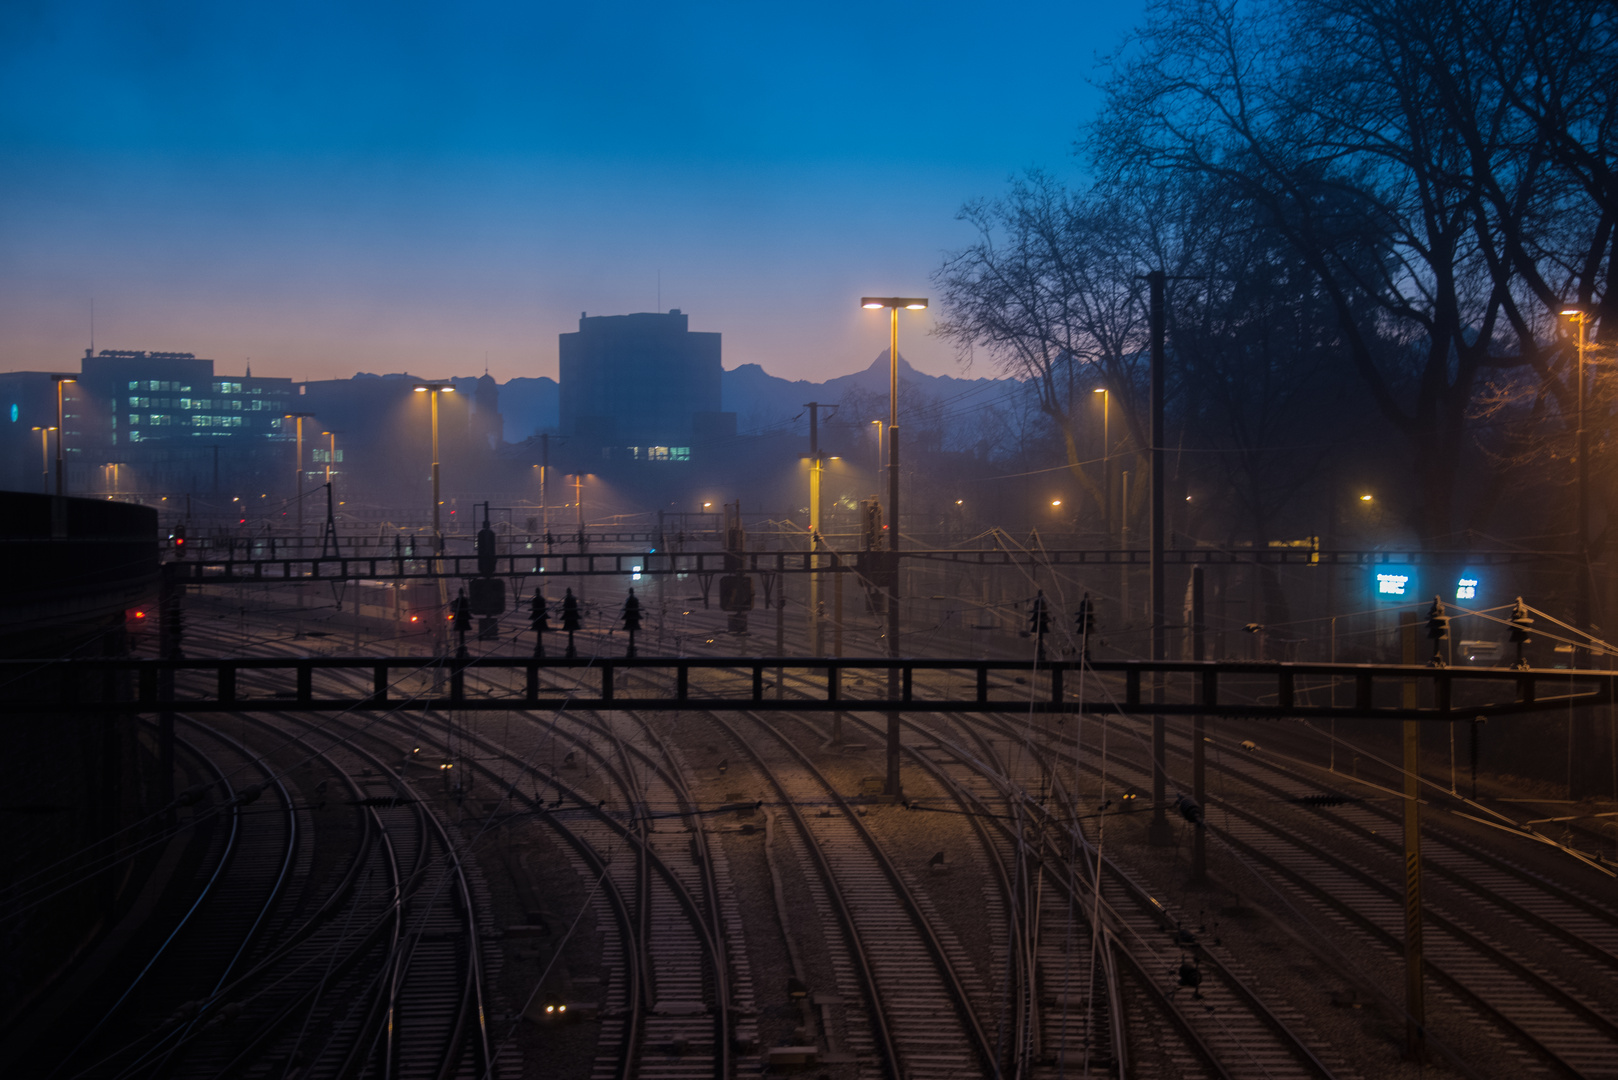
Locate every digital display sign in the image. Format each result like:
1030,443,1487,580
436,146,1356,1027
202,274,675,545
1375,570,1412,597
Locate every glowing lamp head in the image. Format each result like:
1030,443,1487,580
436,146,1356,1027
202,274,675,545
1360,494,1373,502
862,301,884,309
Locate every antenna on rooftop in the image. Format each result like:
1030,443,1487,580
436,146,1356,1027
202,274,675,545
89,297,94,357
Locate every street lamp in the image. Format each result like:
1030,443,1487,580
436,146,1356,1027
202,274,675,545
1562,307,1592,636
30,426,56,494
283,412,318,541
412,383,455,554
861,294,927,798
52,375,75,496
321,430,339,494
1094,387,1111,541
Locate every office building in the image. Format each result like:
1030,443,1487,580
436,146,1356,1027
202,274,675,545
559,310,735,458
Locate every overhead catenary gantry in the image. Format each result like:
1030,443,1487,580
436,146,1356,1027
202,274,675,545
12,655,1616,719
159,546,1556,584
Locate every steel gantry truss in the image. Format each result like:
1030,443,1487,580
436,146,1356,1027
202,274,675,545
10,656,1615,718
159,546,1556,584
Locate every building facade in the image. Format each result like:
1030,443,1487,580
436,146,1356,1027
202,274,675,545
0,350,296,499
558,310,734,457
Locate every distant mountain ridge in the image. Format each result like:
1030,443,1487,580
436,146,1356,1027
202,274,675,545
459,352,1017,443
722,351,1014,435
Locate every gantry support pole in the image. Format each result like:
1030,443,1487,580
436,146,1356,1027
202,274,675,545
1401,609,1427,1060
1148,269,1172,844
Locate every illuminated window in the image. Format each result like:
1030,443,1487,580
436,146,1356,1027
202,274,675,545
129,414,139,425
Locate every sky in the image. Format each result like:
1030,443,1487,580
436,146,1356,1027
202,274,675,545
0,0,1144,385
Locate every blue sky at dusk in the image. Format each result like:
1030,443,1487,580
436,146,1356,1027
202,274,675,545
1,1,1143,384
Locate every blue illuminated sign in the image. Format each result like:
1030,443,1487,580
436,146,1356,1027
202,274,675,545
1372,566,1417,600
8,403,16,423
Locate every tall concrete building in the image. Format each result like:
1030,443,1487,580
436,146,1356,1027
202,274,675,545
559,310,734,457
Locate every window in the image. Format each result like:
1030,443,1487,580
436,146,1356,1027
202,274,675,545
129,414,139,426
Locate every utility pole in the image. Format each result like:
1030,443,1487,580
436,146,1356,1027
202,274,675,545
807,402,824,657
1401,609,1427,1061
887,310,902,795
540,433,549,533
1147,269,1173,845
1191,566,1207,882
284,412,318,546
52,375,74,498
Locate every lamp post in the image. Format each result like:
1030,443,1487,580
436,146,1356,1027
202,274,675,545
871,419,883,484
31,426,55,494
411,384,455,555
321,431,338,488
1094,387,1111,542
1562,308,1592,642
283,413,318,543
861,295,927,798
52,375,75,496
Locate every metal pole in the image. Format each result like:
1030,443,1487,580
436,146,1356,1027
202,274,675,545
1400,609,1427,1061
808,403,823,657
1577,314,1589,639
1148,269,1172,845
1191,565,1207,882
887,307,902,799
296,416,305,541
55,378,67,497
430,392,442,555
1101,390,1111,542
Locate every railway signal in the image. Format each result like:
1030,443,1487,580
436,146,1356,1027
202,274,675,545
1076,593,1095,661
1509,596,1533,669
530,590,550,658
452,589,471,658
1029,590,1050,661
1426,596,1450,667
561,588,581,658
621,588,642,657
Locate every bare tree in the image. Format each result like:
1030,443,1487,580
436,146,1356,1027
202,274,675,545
1093,0,1611,547
933,172,1151,531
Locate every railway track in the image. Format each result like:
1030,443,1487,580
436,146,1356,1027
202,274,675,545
109,581,1618,1079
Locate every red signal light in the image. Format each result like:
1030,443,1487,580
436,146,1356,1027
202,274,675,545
132,610,146,620
409,615,420,623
